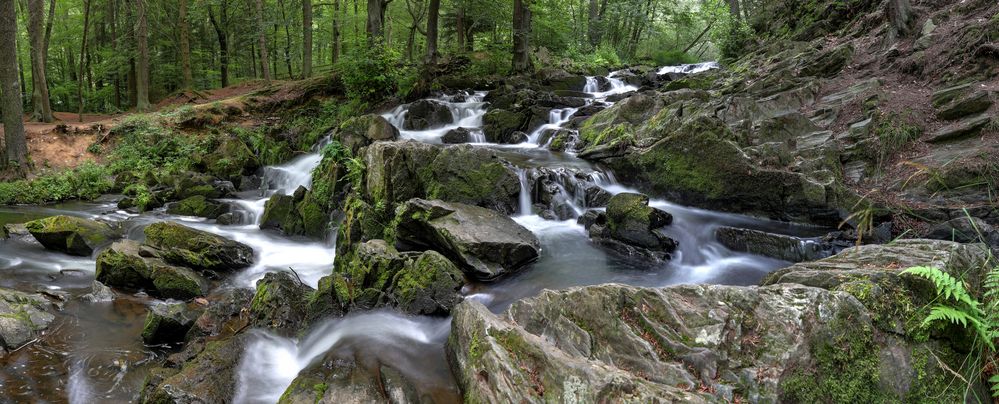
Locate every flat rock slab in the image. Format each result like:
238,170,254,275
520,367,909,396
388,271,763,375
926,113,992,143
0,288,55,353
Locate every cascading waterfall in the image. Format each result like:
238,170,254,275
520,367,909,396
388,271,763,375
517,169,532,216
382,91,489,143
657,61,720,75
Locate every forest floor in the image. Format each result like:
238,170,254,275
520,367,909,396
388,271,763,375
1,81,274,175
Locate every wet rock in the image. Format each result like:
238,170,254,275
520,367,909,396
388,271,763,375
0,288,55,353
496,130,528,144
3,223,28,238
324,239,465,316
364,142,520,215
142,334,248,404
249,271,313,334
482,109,527,143
163,171,235,200
925,113,992,143
584,186,611,207
393,199,540,281
260,190,302,233
166,195,229,219
449,275,979,403
278,356,425,404
144,221,254,272
81,281,116,303
936,90,992,121
924,217,999,247
334,114,401,155
96,240,209,300
142,302,199,345
188,288,253,340
715,226,828,262
403,100,454,130
25,215,117,256
536,128,576,151
441,127,472,144
216,213,236,225
603,193,673,249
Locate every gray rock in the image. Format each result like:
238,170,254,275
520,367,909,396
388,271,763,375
81,281,116,303
715,226,829,262
441,127,471,144
249,271,314,334
333,114,400,155
278,358,426,404
142,334,247,404
96,240,210,300
924,216,999,247
393,199,540,281
403,100,454,130
926,113,992,143
936,90,992,121
144,221,255,272
0,288,55,353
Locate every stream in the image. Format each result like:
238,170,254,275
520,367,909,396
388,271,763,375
0,63,828,403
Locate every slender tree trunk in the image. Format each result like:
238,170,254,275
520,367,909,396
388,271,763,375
512,0,533,73
255,0,272,81
302,0,312,77
271,23,278,78
1,0,28,170
332,0,340,63
208,5,229,88
456,4,464,51
279,0,292,78
425,0,439,63
27,0,54,122
43,0,54,66
587,0,600,48
77,0,92,121
134,0,150,111
179,0,193,89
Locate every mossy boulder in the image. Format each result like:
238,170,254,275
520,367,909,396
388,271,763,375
142,334,248,404
392,199,539,281
144,221,254,272
604,192,674,249
423,145,520,214
25,215,117,256
166,195,229,219
334,114,400,155
95,240,209,300
204,137,260,181
141,302,199,345
389,250,465,315
161,171,235,200
482,109,527,143
249,271,313,334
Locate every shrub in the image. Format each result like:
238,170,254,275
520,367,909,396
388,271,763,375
337,45,402,100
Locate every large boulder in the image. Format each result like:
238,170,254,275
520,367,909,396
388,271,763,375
0,288,55,354
579,193,677,262
403,100,454,130
25,215,117,256
363,142,520,215
95,240,209,300
278,359,425,404
448,277,981,403
392,199,539,281
142,335,248,404
202,137,260,182
334,114,400,155
319,239,465,317
249,271,313,334
144,221,254,272
482,109,527,143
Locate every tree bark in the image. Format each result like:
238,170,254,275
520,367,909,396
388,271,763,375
1,0,28,169
302,0,312,77
728,0,741,20
27,0,54,122
587,0,600,48
366,0,391,44
78,0,92,121
208,3,229,88
512,0,533,73
279,0,292,78
332,0,340,63
179,0,193,88
456,3,464,51
255,0,272,81
134,0,150,111
425,0,439,63
43,0,55,66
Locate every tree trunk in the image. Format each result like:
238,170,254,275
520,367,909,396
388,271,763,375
179,0,193,89
134,0,150,111
27,0,53,122
43,0,55,66
302,0,312,77
456,4,464,51
425,0,439,63
255,0,272,81
78,0,92,121
279,0,292,78
208,4,229,88
728,0,740,20
587,0,600,48
332,0,340,64
512,0,532,73
366,0,390,44
1,0,28,170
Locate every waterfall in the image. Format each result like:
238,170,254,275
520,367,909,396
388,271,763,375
381,91,489,143
517,169,532,216
657,61,720,75
527,107,579,145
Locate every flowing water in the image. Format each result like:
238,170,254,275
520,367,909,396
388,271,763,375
0,62,825,403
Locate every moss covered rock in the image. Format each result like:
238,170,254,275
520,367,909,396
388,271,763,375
204,137,260,182
482,109,527,143
142,334,248,404
141,302,199,345
144,221,254,272
249,271,313,334
604,192,674,249
25,215,117,256
403,100,454,130
166,195,229,219
0,288,56,353
423,145,520,214
334,114,400,155
389,250,464,316
95,240,208,300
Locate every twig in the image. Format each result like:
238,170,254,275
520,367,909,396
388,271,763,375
288,266,305,285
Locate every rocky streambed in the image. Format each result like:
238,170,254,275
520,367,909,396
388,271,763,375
0,60,994,403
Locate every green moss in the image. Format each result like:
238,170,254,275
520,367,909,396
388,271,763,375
312,383,328,402
95,245,152,288
663,76,713,91
251,282,271,312
150,265,205,299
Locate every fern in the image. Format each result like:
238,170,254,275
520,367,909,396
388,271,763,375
902,266,993,350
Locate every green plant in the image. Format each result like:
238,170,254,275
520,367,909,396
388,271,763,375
903,266,991,347
337,44,401,100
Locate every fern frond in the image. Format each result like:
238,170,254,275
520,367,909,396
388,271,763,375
902,266,984,317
